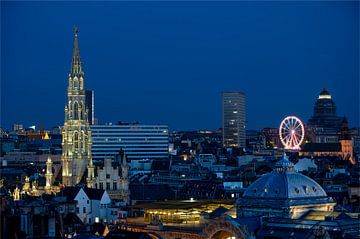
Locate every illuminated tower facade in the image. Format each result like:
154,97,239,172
62,27,93,186
222,92,246,148
45,156,53,190
307,88,343,143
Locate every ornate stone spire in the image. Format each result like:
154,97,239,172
71,26,83,77
13,186,20,201
87,157,95,188
45,156,53,190
62,26,92,186
119,149,130,204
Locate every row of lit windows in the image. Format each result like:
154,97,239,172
92,137,167,141
91,125,167,129
92,145,168,149
96,182,117,191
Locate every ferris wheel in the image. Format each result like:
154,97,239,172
279,115,305,150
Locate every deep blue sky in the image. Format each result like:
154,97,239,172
1,1,359,131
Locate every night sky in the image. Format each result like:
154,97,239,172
1,1,359,131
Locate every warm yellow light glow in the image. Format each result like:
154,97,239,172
318,95,331,99
42,131,51,140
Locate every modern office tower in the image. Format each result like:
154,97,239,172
222,92,246,148
61,27,94,186
85,90,95,125
91,123,169,161
307,88,343,143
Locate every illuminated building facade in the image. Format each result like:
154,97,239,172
85,90,95,125
94,150,130,204
91,124,169,161
133,200,234,224
307,88,343,143
222,92,246,148
262,127,282,148
301,117,354,164
338,117,354,163
61,27,94,186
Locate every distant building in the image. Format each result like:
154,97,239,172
307,88,343,143
262,127,282,148
94,150,130,204
194,154,216,169
350,127,360,155
294,158,318,172
301,117,354,164
222,92,246,148
91,123,169,161
237,154,335,219
246,130,266,150
60,186,111,224
85,90,95,125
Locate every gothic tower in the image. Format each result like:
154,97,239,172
45,156,53,191
120,150,130,204
62,27,93,186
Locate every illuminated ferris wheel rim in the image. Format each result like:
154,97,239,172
279,115,305,150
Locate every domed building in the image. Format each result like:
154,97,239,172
307,88,343,143
237,154,335,219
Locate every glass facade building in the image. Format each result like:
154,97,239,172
91,124,169,161
222,92,246,148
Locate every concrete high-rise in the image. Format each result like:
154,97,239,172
222,92,246,148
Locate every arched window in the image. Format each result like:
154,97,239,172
73,77,78,89
80,77,83,89
74,101,79,119
74,132,79,149
79,102,84,120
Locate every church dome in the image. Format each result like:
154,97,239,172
243,154,327,199
318,88,332,99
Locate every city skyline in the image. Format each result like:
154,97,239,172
2,1,359,131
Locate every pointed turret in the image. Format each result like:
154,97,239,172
122,150,127,167
13,186,20,201
339,116,351,140
71,26,83,77
87,157,95,188
119,148,130,204
45,156,53,190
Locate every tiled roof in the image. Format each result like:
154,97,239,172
60,187,82,200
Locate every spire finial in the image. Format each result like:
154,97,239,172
275,153,295,171
71,26,82,76
74,25,78,36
